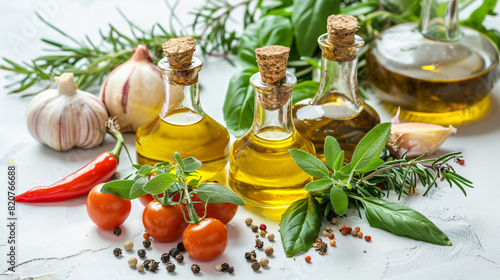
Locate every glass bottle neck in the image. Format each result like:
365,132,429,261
312,34,363,118
419,0,462,41
250,72,297,140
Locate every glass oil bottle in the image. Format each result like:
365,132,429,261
366,0,499,125
136,37,230,180
229,46,316,208
293,15,380,161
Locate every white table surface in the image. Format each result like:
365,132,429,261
1,1,500,279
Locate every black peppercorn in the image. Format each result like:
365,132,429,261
191,264,201,274
221,263,230,272
113,248,122,257
143,238,151,248
143,259,151,270
177,242,185,251
150,260,159,273
166,261,176,272
161,253,170,263
113,227,121,236
175,253,184,263
137,249,146,258
255,239,264,249
245,250,257,261
228,266,234,273
169,247,180,257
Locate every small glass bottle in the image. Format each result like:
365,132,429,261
229,46,315,208
136,37,230,180
366,0,499,125
293,15,380,161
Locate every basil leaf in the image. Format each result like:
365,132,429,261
279,195,322,257
300,56,321,69
292,0,340,57
129,176,148,198
143,173,176,195
330,186,348,215
289,149,330,178
324,136,342,170
237,15,293,68
341,1,379,16
292,80,319,104
356,196,451,246
351,123,391,171
183,157,202,173
356,158,385,173
138,165,154,176
197,183,245,206
305,178,333,192
223,68,258,136
101,180,135,200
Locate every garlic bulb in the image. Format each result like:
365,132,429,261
27,73,108,151
387,108,457,159
100,44,163,132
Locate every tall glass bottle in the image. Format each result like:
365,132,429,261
366,0,499,125
136,37,230,180
293,15,380,161
229,46,315,208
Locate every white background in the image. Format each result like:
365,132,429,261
0,0,500,279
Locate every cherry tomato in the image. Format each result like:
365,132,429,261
86,183,131,229
192,194,238,224
142,201,187,242
183,218,228,261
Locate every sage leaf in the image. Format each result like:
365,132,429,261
279,195,322,257
330,186,348,215
324,136,342,170
355,196,451,246
351,123,391,171
129,175,148,198
138,165,154,176
289,149,330,178
334,150,344,171
143,173,176,195
356,158,385,173
305,178,333,192
174,152,184,169
101,180,135,200
197,183,246,206
183,157,202,173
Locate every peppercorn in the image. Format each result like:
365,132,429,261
166,261,176,272
177,242,185,252
251,224,259,232
341,225,347,230
322,230,328,237
245,218,253,225
169,247,180,257
150,260,159,273
221,263,230,272
123,241,133,251
143,259,151,270
245,250,257,261
113,248,122,257
316,242,328,255
325,226,331,232
251,261,261,271
355,226,360,232
305,255,311,262
191,264,201,274
267,233,275,242
260,224,267,231
328,233,335,239
330,240,336,246
331,217,338,225
365,235,372,242
113,227,122,236
137,249,146,258
260,230,266,237
255,239,264,249
143,232,150,239
357,231,363,238
161,253,170,263
255,234,260,238
228,266,234,273
315,237,323,244
175,253,184,263
260,257,269,267
136,263,145,272
457,159,465,165
143,238,151,248
128,257,138,267
264,246,274,256
351,229,358,237
215,264,223,271
346,227,352,234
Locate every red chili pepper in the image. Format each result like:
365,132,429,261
15,121,125,203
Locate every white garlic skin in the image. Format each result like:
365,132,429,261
26,73,108,152
100,44,163,132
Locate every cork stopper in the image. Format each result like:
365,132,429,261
327,14,358,46
255,46,290,84
162,37,196,68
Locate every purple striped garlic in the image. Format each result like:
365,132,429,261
387,108,457,159
26,73,108,151
100,43,163,132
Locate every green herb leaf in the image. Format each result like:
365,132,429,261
197,183,246,206
187,178,200,188
330,186,348,215
351,123,391,171
356,158,385,173
237,15,293,68
292,80,319,104
138,165,154,176
289,149,330,178
101,180,136,200
279,195,322,257
223,68,258,136
174,152,184,170
129,176,148,198
143,173,176,195
292,0,341,57
354,196,451,246
183,157,202,173
324,136,342,170
334,150,344,171
132,164,142,170
305,178,333,192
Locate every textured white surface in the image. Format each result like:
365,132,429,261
1,1,500,279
